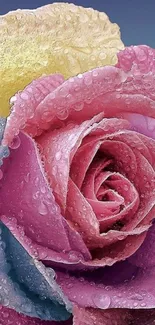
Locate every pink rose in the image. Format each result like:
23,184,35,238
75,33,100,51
1,45,155,324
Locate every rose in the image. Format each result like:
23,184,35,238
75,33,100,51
1,4,155,325
1,45,155,325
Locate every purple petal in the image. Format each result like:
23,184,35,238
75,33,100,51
56,260,155,309
129,220,155,268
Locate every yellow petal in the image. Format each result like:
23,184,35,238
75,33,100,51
0,3,124,117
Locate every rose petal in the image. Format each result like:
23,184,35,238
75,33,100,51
73,305,129,325
115,113,155,140
4,45,155,145
123,151,155,230
0,306,72,325
0,220,71,321
37,114,103,211
73,305,155,325
81,159,113,200
1,3,123,117
3,74,65,145
57,259,155,309
66,178,99,240
0,132,90,262
70,140,101,190
129,218,155,268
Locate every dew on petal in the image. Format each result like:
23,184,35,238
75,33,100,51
9,136,21,149
38,202,48,216
55,151,62,161
74,102,84,111
92,293,111,309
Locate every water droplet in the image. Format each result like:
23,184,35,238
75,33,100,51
55,151,62,161
33,191,40,200
130,293,143,301
92,70,99,77
67,283,74,289
24,173,30,183
84,76,92,86
10,136,21,149
124,185,128,191
3,298,9,306
39,251,48,259
140,302,146,307
77,74,83,79
92,293,111,309
10,95,17,104
18,210,24,218
41,187,46,194
99,52,107,60
56,109,68,120
20,92,29,100
22,303,32,313
133,302,138,307
38,202,48,216
74,102,84,111
68,251,81,262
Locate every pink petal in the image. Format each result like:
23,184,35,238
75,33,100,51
0,132,90,263
66,176,148,267
70,140,101,190
66,178,99,241
81,159,113,200
70,118,130,190
4,46,155,147
37,114,103,211
3,74,65,146
0,305,71,325
100,139,137,181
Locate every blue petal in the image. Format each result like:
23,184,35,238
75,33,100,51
0,220,71,321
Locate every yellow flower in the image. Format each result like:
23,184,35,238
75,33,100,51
0,2,124,116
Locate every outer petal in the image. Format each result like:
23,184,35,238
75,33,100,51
0,131,91,265
0,306,72,325
129,219,155,268
115,112,155,140
56,259,155,310
73,306,155,325
0,220,71,321
5,74,65,143
4,45,155,146
73,305,129,325
0,3,124,116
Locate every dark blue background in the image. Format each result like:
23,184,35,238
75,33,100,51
1,0,154,47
